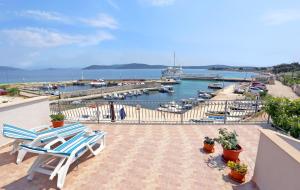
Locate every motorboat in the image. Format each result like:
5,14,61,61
198,91,212,99
143,89,149,94
90,79,106,87
208,82,224,89
71,100,82,105
182,103,193,110
40,84,53,91
157,101,183,113
234,87,245,94
205,111,230,116
196,98,206,103
127,91,134,97
159,85,174,93
157,106,182,113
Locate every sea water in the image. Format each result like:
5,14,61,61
0,69,256,102
0,69,254,83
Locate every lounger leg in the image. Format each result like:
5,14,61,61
10,140,22,155
16,149,27,164
57,159,72,189
27,155,49,180
49,158,66,180
88,135,106,156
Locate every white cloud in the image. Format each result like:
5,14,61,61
1,27,114,48
140,0,175,7
80,13,118,29
19,10,71,23
262,9,300,25
106,0,120,10
18,10,119,29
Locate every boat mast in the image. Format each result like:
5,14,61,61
173,52,176,67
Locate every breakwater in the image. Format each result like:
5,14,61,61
60,81,161,100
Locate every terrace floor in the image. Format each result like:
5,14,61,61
0,124,267,190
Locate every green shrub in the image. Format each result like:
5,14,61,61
227,161,248,174
7,88,20,96
290,118,300,138
264,96,300,138
204,136,215,145
50,113,65,121
215,128,239,150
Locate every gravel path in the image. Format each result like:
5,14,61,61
267,80,299,99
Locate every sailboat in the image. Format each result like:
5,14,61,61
161,52,183,83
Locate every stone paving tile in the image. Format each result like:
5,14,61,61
0,124,263,190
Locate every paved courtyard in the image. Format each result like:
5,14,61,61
0,124,265,190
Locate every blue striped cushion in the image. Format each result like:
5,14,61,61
54,130,104,156
21,131,105,157
2,123,86,142
20,144,48,153
3,124,38,141
39,123,86,143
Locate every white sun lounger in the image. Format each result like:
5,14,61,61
2,122,87,164
21,130,106,189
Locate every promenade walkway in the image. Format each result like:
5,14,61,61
0,124,264,190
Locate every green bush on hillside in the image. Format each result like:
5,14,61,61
7,88,20,96
264,97,300,138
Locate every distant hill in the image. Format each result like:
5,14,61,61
83,63,166,70
83,64,265,71
272,62,300,74
0,66,23,71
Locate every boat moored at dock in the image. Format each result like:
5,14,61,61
90,79,106,87
208,82,224,89
159,85,174,93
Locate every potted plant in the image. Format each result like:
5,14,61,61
50,113,65,128
215,128,243,162
203,136,215,153
227,161,248,183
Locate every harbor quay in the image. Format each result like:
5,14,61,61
59,81,161,100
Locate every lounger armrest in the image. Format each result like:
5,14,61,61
30,125,51,132
69,132,107,157
44,137,66,149
31,131,60,144
69,142,91,157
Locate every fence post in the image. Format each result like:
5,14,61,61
180,113,183,124
224,100,228,124
255,96,259,114
136,104,141,124
110,101,116,122
58,100,61,113
96,102,100,124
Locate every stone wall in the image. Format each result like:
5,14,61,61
253,129,300,190
292,84,300,96
0,96,50,147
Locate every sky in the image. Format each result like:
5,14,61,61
0,0,300,68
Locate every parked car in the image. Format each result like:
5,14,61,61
249,87,264,95
0,89,7,95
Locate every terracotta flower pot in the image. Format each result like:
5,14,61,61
52,120,64,128
229,169,246,183
222,144,242,162
203,143,215,153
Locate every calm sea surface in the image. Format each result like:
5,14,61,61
0,69,256,102
0,69,255,83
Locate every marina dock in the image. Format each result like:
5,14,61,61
181,76,252,82
59,81,161,100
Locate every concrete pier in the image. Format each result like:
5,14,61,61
60,81,161,100
181,77,252,82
